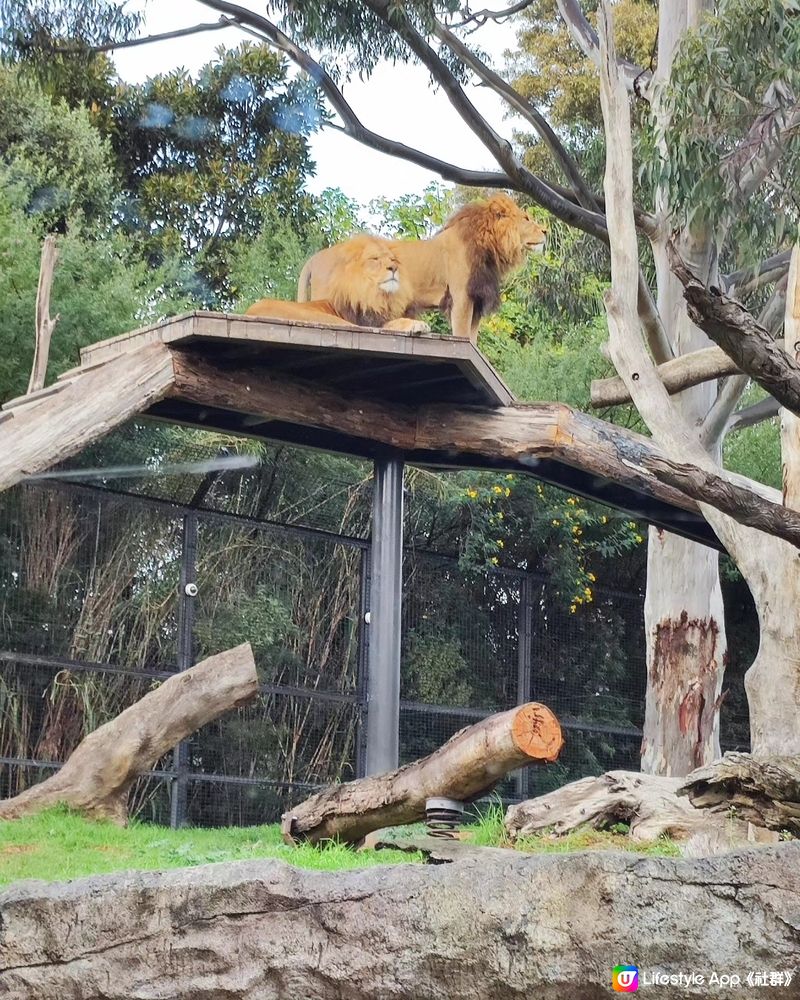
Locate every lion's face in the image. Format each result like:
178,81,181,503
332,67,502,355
488,195,547,265
332,236,411,323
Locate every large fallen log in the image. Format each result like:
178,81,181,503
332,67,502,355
2,845,799,999
282,702,563,845
505,770,718,842
680,751,800,835
0,643,257,824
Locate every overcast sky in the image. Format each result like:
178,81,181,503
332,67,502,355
113,2,517,203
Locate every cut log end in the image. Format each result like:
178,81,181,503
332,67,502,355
511,703,563,762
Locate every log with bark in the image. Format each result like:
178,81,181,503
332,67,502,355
282,702,563,844
504,764,793,856
0,643,257,824
3,844,799,999
680,751,800,835
504,770,722,842
590,345,740,408
668,241,800,419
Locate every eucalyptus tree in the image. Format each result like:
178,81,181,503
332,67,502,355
31,0,800,765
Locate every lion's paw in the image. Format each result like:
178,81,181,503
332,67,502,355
383,318,431,335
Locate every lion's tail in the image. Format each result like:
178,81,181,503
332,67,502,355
297,259,313,302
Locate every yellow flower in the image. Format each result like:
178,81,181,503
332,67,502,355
536,485,544,494
466,489,477,499
490,556,499,565
493,485,503,494
497,512,504,520
635,534,643,544
587,572,596,582
570,604,577,614
552,519,561,526
584,587,592,597
505,474,514,481
497,539,505,548
567,497,576,505
504,487,511,497
628,521,636,529
601,515,608,524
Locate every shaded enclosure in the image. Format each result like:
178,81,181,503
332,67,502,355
0,422,751,826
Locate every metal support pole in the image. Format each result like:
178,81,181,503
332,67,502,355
515,574,534,801
355,546,371,779
170,511,198,828
365,451,404,775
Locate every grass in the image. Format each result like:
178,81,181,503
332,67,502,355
0,807,422,888
468,802,682,857
0,804,682,890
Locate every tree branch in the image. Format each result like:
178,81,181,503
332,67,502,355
555,0,651,97
699,280,787,446
722,82,800,206
641,455,800,548
669,245,800,419
431,15,670,361
356,0,609,237
726,397,780,434
192,0,518,189
452,0,537,29
590,346,740,408
433,18,592,202
722,249,792,297
71,18,238,53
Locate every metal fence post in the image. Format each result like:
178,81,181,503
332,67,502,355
515,573,534,801
170,510,198,828
365,451,404,774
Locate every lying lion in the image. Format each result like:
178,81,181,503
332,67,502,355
245,234,428,333
296,194,547,344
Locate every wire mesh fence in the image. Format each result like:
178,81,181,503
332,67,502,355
0,424,750,828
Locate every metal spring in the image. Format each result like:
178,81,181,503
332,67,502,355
425,797,464,840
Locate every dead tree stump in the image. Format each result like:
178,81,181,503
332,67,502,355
282,701,563,844
680,751,800,834
0,643,258,824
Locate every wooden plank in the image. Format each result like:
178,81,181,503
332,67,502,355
79,314,196,365
0,343,175,493
2,377,77,412
77,312,513,406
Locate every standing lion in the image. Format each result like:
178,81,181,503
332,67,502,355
296,194,547,344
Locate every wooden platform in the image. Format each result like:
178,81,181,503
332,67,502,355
77,312,514,408
0,313,722,549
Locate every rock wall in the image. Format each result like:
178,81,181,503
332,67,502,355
1,844,799,998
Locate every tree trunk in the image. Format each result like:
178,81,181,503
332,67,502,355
743,246,800,755
642,235,727,777
3,846,799,999
0,644,258,824
282,702,562,844
635,0,728,778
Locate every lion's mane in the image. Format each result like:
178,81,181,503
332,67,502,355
302,235,412,328
438,193,534,321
